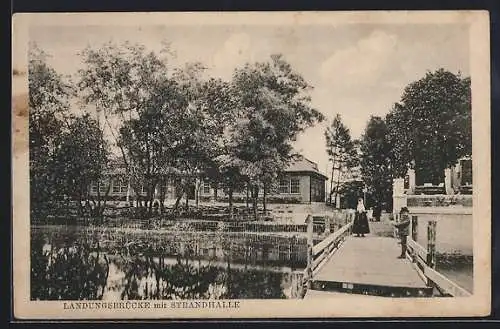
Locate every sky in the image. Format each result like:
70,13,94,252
26,21,470,178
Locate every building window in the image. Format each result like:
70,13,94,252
91,181,109,194
279,177,301,194
163,179,170,194
112,180,120,194
279,178,290,194
113,179,129,194
100,183,109,194
203,181,211,194
290,178,300,194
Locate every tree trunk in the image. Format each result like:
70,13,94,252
97,181,102,219
147,183,154,219
77,187,85,218
246,183,250,209
252,185,259,221
173,193,183,211
329,148,337,204
228,188,234,220
335,165,342,208
195,181,200,208
263,183,267,213
329,166,334,204
159,177,166,215
65,197,71,225
172,185,185,217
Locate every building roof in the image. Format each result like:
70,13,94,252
284,157,328,180
105,155,328,180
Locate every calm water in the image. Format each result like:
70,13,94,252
31,226,296,300
412,213,474,293
437,264,474,294
31,222,474,300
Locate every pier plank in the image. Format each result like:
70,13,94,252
312,235,428,289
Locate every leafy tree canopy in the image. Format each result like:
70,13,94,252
360,115,393,208
386,69,471,183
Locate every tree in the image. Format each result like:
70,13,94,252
52,114,111,221
78,42,247,218
169,66,239,213
199,78,245,217
78,42,198,217
338,180,365,209
386,69,471,184
324,114,357,205
231,54,324,219
28,43,73,220
360,116,393,210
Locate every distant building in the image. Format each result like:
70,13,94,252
90,155,328,205
393,156,473,214
402,156,472,195
199,156,328,204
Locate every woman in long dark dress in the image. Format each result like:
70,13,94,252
352,198,370,237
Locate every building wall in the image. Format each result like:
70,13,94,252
91,172,325,204
299,175,311,202
310,176,325,202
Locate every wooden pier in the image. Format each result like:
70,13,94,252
306,235,432,297
291,214,472,299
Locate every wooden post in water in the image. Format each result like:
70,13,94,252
305,214,313,290
290,270,305,299
427,220,437,269
411,215,418,242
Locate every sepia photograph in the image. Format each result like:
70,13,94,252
11,11,491,319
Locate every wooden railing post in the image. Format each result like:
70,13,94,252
324,216,331,234
411,215,418,242
290,270,305,299
305,215,313,290
427,220,437,269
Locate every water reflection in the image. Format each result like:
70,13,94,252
104,256,288,300
31,228,291,301
436,254,474,293
31,233,109,300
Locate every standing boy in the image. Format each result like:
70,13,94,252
393,207,411,259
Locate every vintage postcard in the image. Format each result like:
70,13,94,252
12,11,491,319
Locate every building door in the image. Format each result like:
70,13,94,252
187,184,196,200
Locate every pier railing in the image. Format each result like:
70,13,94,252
405,215,472,297
290,213,354,298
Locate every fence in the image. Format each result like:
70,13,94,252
31,225,310,268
